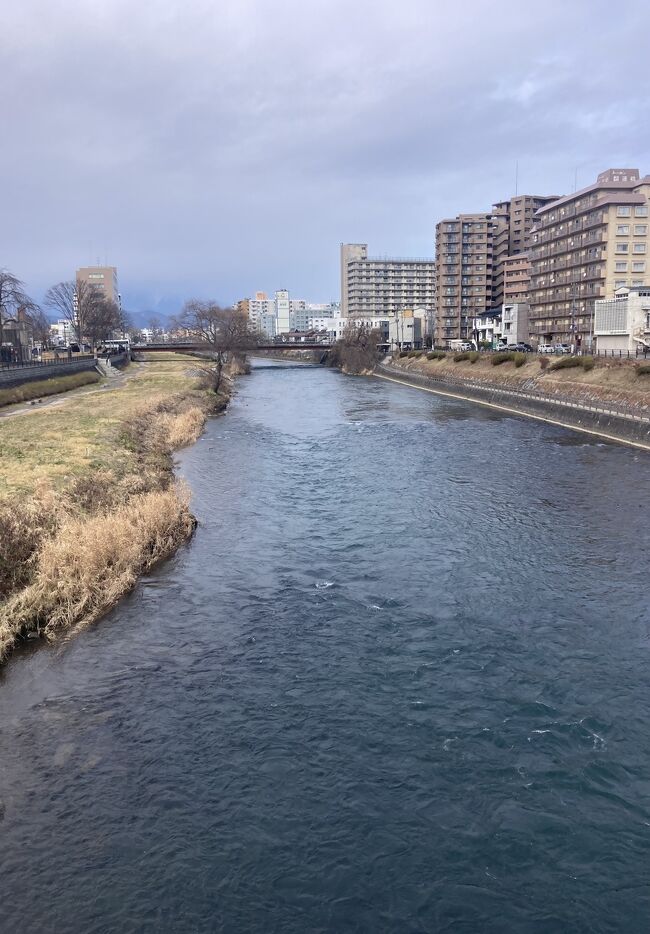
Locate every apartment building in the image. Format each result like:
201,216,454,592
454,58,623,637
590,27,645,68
528,169,650,348
435,213,492,344
340,243,435,319
238,289,307,338
434,195,556,345
76,266,120,307
503,253,530,303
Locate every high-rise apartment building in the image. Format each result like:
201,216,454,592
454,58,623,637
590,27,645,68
435,213,492,344
503,253,530,303
340,243,435,319
76,266,120,307
434,195,556,345
528,169,650,347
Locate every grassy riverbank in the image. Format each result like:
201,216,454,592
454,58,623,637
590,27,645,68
0,353,230,661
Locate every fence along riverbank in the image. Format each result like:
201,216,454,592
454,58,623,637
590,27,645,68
375,359,650,450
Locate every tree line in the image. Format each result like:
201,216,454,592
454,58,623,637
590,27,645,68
0,267,129,350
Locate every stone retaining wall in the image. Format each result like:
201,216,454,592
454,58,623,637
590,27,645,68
0,357,99,389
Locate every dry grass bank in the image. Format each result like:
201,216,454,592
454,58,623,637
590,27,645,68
389,352,650,412
0,353,233,662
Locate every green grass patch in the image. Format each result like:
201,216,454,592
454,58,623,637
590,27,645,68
0,371,101,409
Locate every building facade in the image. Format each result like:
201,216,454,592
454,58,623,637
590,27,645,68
340,243,435,320
76,266,120,307
434,195,556,347
593,286,650,353
528,169,650,348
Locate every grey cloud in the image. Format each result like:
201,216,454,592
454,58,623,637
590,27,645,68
3,0,650,311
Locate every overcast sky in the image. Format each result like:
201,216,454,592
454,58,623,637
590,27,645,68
3,0,650,316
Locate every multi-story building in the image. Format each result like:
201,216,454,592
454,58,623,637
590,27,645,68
593,286,650,353
239,289,307,338
503,253,530,303
340,243,435,320
528,168,650,348
435,195,556,346
435,213,492,344
76,266,120,308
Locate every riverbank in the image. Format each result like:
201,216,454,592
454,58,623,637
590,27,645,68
0,352,232,661
381,353,650,449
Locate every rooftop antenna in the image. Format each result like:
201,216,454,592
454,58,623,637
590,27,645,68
573,167,579,193
515,160,519,196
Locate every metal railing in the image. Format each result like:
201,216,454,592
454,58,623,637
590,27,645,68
376,363,650,425
0,353,95,371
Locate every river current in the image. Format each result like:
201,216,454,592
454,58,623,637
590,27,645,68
1,360,650,933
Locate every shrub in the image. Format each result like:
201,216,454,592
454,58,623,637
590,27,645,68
399,351,409,358
636,363,650,375
549,355,595,372
407,350,423,358
491,352,513,366
513,352,527,368
468,351,480,364
539,356,549,370
453,351,470,362
0,371,100,409
426,351,446,361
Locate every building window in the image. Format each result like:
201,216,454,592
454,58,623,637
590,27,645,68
615,280,627,288
632,261,646,272
617,206,632,216
616,243,629,253
634,225,648,235
617,224,630,235
632,280,645,287
633,243,647,253
615,261,628,271
635,206,649,217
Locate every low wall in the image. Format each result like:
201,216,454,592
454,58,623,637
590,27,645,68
375,363,650,449
0,357,99,389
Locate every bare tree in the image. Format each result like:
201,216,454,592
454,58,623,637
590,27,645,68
329,321,381,374
175,300,258,392
0,269,38,342
24,306,52,347
44,279,104,346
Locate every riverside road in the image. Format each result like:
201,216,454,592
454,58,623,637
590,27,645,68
1,360,649,933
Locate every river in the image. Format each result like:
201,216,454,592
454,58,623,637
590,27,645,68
1,360,650,933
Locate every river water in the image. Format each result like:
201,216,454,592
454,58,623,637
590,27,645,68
1,360,650,933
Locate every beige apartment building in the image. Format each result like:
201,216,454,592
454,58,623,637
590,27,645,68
528,169,650,347
340,243,435,320
503,253,530,303
76,266,120,307
434,195,556,345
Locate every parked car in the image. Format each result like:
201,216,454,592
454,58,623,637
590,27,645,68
554,343,572,354
538,344,555,354
507,342,534,352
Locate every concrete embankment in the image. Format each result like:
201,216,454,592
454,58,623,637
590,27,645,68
377,357,650,450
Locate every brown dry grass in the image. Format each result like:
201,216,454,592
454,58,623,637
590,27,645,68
0,487,195,658
0,353,233,662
